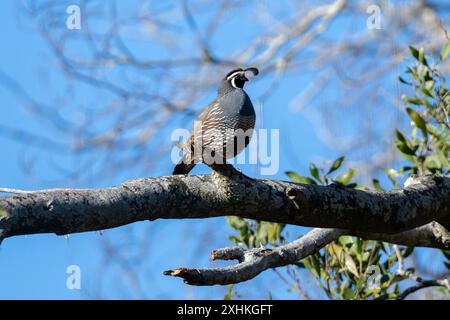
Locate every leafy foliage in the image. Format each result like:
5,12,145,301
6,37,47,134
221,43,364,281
395,45,450,176
226,44,450,299
226,217,285,248
286,157,414,299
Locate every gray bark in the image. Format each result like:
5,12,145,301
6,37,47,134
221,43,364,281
1,173,449,240
164,228,344,285
1,172,449,286
164,223,450,286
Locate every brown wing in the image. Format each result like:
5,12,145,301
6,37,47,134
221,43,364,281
185,101,222,159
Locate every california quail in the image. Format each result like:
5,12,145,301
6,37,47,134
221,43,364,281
173,67,259,175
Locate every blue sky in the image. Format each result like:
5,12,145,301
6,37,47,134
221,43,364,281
0,0,322,299
0,0,447,299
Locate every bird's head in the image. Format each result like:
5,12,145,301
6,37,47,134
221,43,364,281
219,67,259,94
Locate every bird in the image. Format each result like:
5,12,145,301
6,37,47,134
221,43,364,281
173,67,259,175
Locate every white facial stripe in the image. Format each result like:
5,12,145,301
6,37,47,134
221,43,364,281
226,71,243,81
231,77,238,88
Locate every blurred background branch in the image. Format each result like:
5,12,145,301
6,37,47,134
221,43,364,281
0,0,449,299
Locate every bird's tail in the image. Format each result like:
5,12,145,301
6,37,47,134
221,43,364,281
173,154,196,175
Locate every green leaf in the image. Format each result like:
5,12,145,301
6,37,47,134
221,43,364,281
424,154,442,171
384,168,402,186
309,163,322,183
224,284,234,300
226,216,247,230
398,76,411,85
406,108,428,142
372,179,384,192
395,140,417,156
403,246,415,258
426,124,441,138
344,253,359,277
442,250,450,260
328,156,345,175
256,224,268,246
406,67,420,82
228,235,242,245
399,153,416,164
395,129,411,147
305,255,322,278
387,252,398,269
440,42,450,62
436,150,450,169
421,87,434,99
418,47,429,67
425,80,435,91
285,171,318,185
400,166,413,173
445,261,450,271
346,183,358,189
409,46,420,61
335,168,356,186
338,236,354,247
342,288,356,300
405,96,424,106
267,223,284,244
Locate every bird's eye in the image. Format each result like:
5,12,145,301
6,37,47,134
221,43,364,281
230,75,245,89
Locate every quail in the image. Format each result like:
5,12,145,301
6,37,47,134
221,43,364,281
173,67,259,175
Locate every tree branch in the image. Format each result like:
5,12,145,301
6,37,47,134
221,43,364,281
394,240,450,300
164,228,343,285
1,173,449,285
397,277,450,300
163,223,450,286
0,173,449,239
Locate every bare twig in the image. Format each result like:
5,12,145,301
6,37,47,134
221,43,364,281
394,241,450,300
164,228,343,285
398,277,450,300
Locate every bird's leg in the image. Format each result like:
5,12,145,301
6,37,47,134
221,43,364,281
209,162,236,177
209,161,251,180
